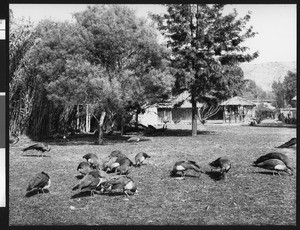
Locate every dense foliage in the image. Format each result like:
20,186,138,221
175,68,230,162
9,5,174,142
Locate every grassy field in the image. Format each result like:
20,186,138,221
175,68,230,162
9,120,296,225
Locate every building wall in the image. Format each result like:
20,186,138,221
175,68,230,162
138,106,159,126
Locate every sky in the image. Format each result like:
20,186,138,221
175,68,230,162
9,4,297,64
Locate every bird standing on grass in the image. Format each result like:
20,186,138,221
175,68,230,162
116,158,134,175
276,138,296,148
252,158,293,176
103,157,120,173
134,152,151,167
83,153,99,169
253,152,293,172
9,134,19,145
209,157,231,177
22,143,51,157
105,150,134,174
99,175,137,198
126,136,142,144
26,171,51,194
109,150,125,158
77,161,93,176
72,170,106,196
170,161,203,178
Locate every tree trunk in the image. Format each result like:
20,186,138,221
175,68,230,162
120,114,124,136
191,93,197,136
135,109,140,129
97,111,106,145
86,104,90,133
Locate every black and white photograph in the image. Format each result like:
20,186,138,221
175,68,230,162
8,3,296,226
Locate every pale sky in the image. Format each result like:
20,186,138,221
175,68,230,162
9,4,297,64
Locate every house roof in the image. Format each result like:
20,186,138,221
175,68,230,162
292,96,297,101
157,91,202,108
220,96,256,106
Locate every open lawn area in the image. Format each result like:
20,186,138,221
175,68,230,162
9,121,296,225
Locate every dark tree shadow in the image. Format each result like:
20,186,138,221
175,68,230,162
145,129,218,137
25,189,50,197
243,124,296,129
27,129,220,147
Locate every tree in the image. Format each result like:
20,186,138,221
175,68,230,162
9,18,95,138
272,81,285,108
272,71,297,108
241,79,267,100
283,71,297,107
9,10,37,134
152,4,258,136
74,5,174,133
45,5,174,144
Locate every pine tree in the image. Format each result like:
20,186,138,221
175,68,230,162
152,4,258,136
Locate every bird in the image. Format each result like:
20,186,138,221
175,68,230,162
134,152,151,167
99,175,137,198
22,143,51,157
209,157,231,175
253,152,293,172
252,158,293,176
26,171,51,194
126,136,142,143
9,134,19,145
72,170,106,196
170,160,203,178
109,150,126,158
276,138,296,148
116,158,134,175
83,153,99,169
77,161,92,176
103,157,120,173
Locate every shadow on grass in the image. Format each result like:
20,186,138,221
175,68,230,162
75,175,84,180
205,171,225,181
169,174,200,179
252,171,291,176
21,154,51,158
25,129,219,146
145,129,218,137
71,191,93,199
248,124,296,129
25,189,50,197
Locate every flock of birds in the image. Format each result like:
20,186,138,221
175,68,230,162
9,134,296,199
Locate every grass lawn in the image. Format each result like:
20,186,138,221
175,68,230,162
9,121,296,225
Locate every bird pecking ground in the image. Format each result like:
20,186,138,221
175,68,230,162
9,121,296,225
